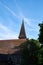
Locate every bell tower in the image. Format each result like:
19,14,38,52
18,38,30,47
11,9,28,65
18,19,26,39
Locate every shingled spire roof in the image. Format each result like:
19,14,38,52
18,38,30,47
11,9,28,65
18,19,26,39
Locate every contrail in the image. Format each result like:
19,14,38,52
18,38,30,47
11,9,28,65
13,0,31,25
0,1,31,26
0,1,19,18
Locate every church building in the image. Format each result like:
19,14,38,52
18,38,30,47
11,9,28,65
0,19,27,65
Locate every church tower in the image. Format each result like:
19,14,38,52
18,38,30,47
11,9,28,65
18,19,26,39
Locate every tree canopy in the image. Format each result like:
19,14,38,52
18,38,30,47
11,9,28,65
21,39,41,65
38,22,43,44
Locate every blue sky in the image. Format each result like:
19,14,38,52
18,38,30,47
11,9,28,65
0,0,43,40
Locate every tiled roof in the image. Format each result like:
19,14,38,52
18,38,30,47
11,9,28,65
0,39,27,54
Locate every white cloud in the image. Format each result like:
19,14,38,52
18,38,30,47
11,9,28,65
24,17,31,26
0,23,18,40
0,23,10,33
13,0,31,26
17,11,31,26
0,1,40,39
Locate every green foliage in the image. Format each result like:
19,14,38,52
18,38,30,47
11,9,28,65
39,48,43,64
38,22,43,64
21,39,41,65
29,39,41,49
38,22,43,44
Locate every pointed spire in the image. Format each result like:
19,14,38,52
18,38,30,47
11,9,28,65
18,19,26,39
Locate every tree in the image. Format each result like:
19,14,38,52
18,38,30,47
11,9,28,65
38,22,43,64
38,22,43,44
21,39,41,65
39,48,43,64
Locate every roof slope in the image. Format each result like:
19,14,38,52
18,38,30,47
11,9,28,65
0,39,26,54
